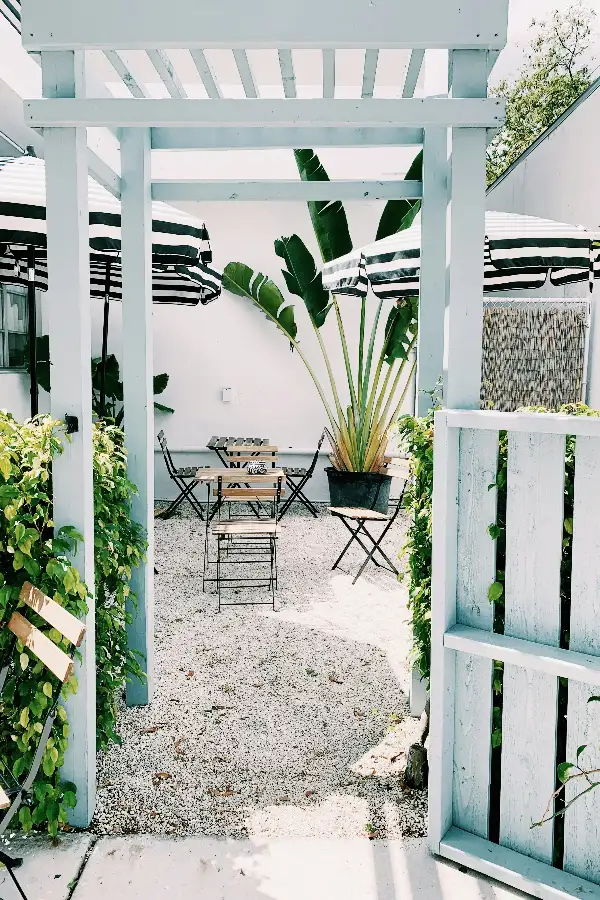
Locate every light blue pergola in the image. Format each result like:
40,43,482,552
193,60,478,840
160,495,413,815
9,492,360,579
20,0,508,837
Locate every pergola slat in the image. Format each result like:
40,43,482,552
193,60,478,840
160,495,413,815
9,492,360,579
22,0,509,50
103,50,148,98
322,49,335,99
278,49,296,99
233,49,258,98
147,49,187,98
361,49,378,99
150,125,424,149
26,97,505,128
402,48,425,97
189,49,222,99
151,178,423,201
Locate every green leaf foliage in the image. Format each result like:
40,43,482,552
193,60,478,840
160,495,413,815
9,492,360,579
275,234,332,328
376,151,423,241
223,262,297,341
0,412,147,835
382,298,419,365
153,373,169,396
487,7,595,184
293,150,352,263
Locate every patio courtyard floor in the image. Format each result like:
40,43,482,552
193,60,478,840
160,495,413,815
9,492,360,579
91,503,427,840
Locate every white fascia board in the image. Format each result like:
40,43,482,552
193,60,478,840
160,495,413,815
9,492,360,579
26,97,505,129
22,0,509,50
151,126,424,149
151,179,423,202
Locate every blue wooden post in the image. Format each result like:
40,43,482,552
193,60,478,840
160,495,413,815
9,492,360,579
121,128,155,705
42,49,96,826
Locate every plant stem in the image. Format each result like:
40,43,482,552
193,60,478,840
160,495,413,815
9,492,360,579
358,296,366,404
333,297,358,418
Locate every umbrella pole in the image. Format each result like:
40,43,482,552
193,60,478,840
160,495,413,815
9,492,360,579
99,260,112,418
27,245,38,418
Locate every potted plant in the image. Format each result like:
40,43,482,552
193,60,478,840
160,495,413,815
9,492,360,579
223,150,421,512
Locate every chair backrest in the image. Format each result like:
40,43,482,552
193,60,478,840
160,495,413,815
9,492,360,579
157,430,176,477
7,583,86,684
213,473,285,518
306,429,327,477
225,444,279,469
0,583,86,830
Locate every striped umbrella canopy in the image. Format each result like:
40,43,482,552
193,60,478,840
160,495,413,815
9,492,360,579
0,155,221,303
322,210,600,300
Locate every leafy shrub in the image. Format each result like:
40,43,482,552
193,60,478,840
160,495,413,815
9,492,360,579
0,412,146,834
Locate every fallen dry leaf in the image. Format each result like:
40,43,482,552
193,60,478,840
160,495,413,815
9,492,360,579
353,708,366,718
277,796,290,803
139,723,168,735
305,790,316,797
185,671,194,679
328,674,343,684
152,772,171,786
173,737,187,757
208,785,236,797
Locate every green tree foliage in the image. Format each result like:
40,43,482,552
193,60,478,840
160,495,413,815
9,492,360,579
487,2,596,185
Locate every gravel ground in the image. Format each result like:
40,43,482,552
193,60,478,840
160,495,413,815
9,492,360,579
91,503,426,839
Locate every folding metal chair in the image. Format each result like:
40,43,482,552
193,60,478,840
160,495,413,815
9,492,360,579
202,471,284,610
156,430,205,519
280,430,326,519
0,582,86,900
328,480,407,585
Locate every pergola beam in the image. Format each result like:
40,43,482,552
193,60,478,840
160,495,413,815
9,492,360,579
403,49,425,98
22,0,509,50
147,49,188,99
151,125,424,149
151,179,423,202
26,97,505,129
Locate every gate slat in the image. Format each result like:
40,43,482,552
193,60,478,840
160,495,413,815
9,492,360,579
564,435,600,883
453,428,497,837
500,431,565,863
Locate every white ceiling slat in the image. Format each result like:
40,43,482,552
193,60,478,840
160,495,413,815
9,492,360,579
322,49,335,99
27,97,505,129
402,49,425,97
189,49,222,98
147,49,187,99
152,179,423,202
278,49,296,99
151,125,424,149
103,49,148,98
361,49,378,99
233,49,258,98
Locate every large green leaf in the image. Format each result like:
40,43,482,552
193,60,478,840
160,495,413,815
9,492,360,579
376,150,423,241
382,297,418,365
275,234,332,329
91,353,123,402
223,261,297,341
153,373,169,396
294,150,353,263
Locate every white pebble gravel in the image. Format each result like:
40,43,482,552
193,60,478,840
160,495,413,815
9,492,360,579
91,503,427,840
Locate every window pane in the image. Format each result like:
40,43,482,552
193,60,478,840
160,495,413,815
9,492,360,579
7,331,27,368
5,288,28,334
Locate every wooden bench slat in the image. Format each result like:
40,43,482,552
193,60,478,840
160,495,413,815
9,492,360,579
0,785,10,810
19,583,86,647
8,612,74,683
213,520,277,535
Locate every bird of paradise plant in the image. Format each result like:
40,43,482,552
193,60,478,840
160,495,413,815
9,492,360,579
223,149,422,473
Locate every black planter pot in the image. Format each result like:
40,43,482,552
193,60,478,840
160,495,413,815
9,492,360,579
325,467,392,514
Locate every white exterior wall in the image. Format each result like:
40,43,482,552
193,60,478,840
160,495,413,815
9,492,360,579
487,84,600,408
0,198,415,501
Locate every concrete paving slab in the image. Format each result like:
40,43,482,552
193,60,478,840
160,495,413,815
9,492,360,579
72,835,529,900
0,832,93,899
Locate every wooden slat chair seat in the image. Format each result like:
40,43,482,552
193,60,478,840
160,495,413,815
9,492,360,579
0,582,86,898
212,520,278,536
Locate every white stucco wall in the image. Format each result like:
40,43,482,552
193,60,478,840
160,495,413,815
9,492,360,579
0,198,415,502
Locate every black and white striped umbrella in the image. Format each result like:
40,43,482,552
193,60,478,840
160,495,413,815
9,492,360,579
322,211,600,300
0,155,222,304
